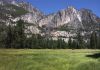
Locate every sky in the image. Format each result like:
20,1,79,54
26,0,100,17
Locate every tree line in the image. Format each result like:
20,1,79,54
0,20,100,49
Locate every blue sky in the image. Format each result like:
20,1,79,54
26,0,100,17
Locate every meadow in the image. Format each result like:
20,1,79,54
0,49,100,70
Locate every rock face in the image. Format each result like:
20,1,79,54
39,6,100,40
39,6,100,30
0,0,100,41
0,0,44,21
18,1,44,23
0,0,44,34
80,9,100,30
39,6,83,29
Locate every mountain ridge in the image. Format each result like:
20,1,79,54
0,0,100,42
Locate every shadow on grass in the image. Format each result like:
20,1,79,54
86,53,100,59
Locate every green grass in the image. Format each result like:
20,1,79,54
0,49,100,70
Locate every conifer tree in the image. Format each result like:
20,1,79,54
68,37,72,49
90,31,97,49
76,32,85,49
14,20,26,48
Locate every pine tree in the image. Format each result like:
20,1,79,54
71,40,77,49
14,20,26,48
68,37,72,49
0,22,7,48
5,24,12,48
76,32,85,49
5,23,16,48
97,23,100,49
90,31,97,49
97,36,100,49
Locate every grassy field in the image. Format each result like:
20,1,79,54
0,49,100,70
